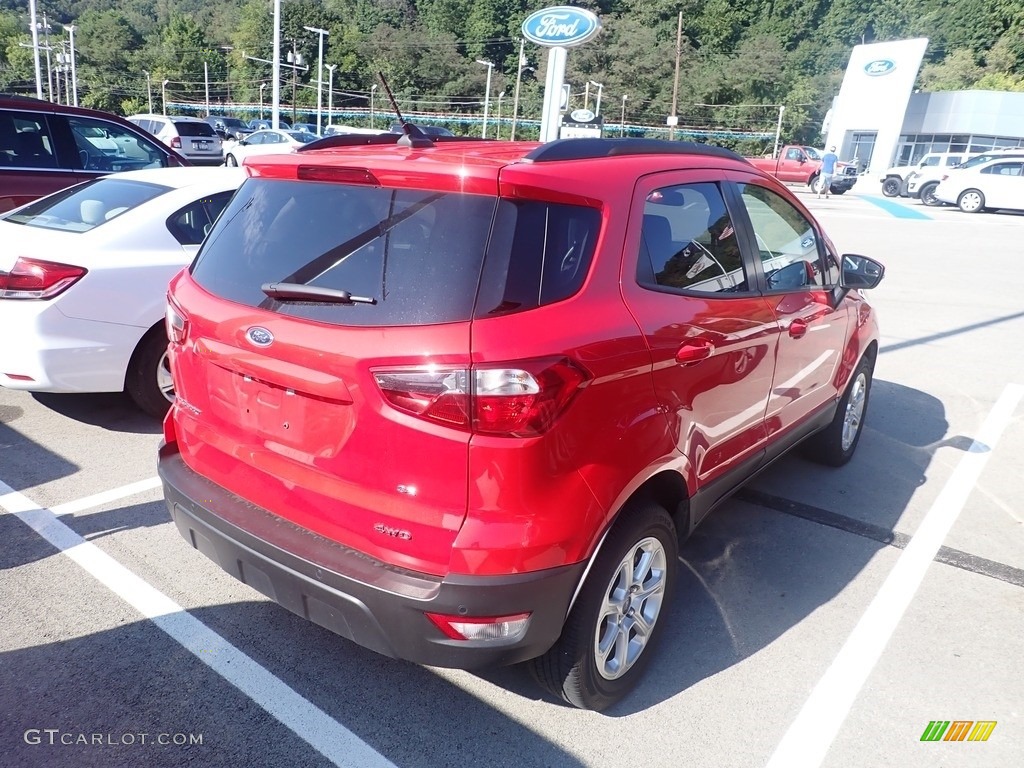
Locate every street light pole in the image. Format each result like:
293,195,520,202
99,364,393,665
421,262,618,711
162,79,169,115
28,0,43,99
620,94,628,137
511,38,526,141
496,92,505,140
65,25,76,107
272,0,281,129
325,64,337,126
475,59,493,139
204,61,210,115
143,70,152,112
370,84,377,129
259,83,266,119
303,26,329,135
66,24,78,107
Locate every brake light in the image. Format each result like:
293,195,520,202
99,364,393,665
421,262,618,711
373,357,588,437
425,612,532,642
0,257,87,299
170,136,182,149
165,300,188,344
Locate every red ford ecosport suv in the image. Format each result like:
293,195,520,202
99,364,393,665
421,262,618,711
159,132,884,711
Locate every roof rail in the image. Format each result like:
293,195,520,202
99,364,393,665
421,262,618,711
524,138,747,164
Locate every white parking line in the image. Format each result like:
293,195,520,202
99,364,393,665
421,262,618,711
50,476,162,516
764,382,1023,768
0,479,396,768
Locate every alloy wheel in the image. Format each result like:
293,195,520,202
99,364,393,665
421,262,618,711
594,536,668,681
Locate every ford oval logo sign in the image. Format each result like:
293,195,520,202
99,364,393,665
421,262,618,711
522,6,601,48
246,327,274,347
864,59,896,76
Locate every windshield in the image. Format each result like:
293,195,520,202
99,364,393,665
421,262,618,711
803,147,822,161
3,178,169,232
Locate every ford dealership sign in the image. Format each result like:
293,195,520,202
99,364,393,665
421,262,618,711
864,59,897,76
522,6,601,48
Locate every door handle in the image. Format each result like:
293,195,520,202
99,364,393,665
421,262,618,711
675,339,715,364
789,318,809,339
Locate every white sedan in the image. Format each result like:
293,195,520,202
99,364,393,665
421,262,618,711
0,166,245,417
223,129,319,166
934,157,1024,213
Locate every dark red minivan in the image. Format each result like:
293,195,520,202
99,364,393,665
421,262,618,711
159,134,884,711
0,94,188,213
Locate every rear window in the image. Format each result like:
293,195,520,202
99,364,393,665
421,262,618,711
190,178,601,326
175,121,216,138
3,177,169,232
191,179,494,326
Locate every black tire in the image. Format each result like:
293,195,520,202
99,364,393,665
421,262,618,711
919,182,941,206
530,501,678,711
225,153,238,167
803,355,873,467
957,188,985,213
831,187,847,196
126,326,174,419
881,177,901,197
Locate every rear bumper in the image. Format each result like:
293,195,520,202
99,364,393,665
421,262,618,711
158,444,585,668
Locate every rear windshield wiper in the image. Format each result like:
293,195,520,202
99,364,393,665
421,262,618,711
260,282,377,305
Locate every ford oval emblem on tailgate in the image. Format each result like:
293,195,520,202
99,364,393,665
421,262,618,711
246,327,274,347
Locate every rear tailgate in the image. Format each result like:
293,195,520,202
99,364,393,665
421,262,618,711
167,176,497,576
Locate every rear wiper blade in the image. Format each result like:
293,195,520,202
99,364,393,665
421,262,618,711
260,282,377,305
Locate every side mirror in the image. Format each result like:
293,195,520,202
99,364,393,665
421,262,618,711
840,254,885,290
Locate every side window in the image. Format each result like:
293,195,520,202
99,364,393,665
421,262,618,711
248,133,264,145
68,116,170,172
166,190,236,246
0,110,58,170
638,182,747,294
785,148,802,161
738,183,834,291
982,162,1023,176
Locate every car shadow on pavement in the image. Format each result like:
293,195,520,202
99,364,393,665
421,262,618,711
0,601,588,768
31,392,162,435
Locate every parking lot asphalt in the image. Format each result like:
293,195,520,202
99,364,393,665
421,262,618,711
2,181,1022,767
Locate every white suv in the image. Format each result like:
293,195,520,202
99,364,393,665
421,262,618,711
879,152,966,197
127,114,224,166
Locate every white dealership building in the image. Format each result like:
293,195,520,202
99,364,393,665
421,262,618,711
823,38,1024,176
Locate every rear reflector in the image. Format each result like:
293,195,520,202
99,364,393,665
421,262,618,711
373,358,588,437
425,612,532,642
0,257,87,300
165,301,188,344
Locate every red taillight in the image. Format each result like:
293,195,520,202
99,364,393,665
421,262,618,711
170,136,182,149
0,257,87,300
373,357,588,437
165,300,188,344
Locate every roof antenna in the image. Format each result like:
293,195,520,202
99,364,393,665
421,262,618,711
377,71,433,148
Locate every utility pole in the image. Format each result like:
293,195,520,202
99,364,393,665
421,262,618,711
325,64,337,126
669,11,682,140
204,61,210,115
773,105,786,159
143,70,153,112
287,41,305,125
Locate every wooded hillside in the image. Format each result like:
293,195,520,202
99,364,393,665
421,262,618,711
2,1,1022,146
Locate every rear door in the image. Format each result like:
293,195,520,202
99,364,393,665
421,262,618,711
172,177,495,576
620,170,779,502
729,174,851,438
